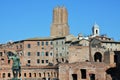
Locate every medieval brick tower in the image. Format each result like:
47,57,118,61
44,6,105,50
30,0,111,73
51,7,69,37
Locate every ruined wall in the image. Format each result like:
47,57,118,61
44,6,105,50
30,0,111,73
69,46,90,63
59,62,109,80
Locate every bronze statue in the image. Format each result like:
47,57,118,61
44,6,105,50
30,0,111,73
8,53,21,79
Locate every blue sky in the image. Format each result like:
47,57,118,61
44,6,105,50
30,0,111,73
0,0,120,43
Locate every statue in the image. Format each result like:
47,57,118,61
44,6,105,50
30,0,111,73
7,53,21,79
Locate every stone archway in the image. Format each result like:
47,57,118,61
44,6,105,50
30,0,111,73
94,52,102,62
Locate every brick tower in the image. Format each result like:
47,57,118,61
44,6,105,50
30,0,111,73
51,7,69,37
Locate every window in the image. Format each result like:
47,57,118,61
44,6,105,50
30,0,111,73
42,41,44,46
42,60,44,64
62,47,64,50
20,45,22,48
28,52,31,56
39,73,41,77
34,73,36,77
28,60,31,64
19,73,21,77
72,74,77,80
37,59,40,64
46,41,48,45
90,74,95,80
62,41,64,44
1,58,4,61
0,52,3,56
42,47,44,49
56,41,58,45
51,41,53,45
111,43,112,46
8,60,10,64
37,52,40,56
56,59,58,62
46,52,49,56
3,73,5,78
94,52,102,62
111,48,112,51
81,69,86,79
8,73,11,77
67,52,69,55
62,58,64,62
60,53,62,56
50,53,52,56
106,43,107,45
46,60,48,63
37,42,40,46
56,54,58,57
27,44,31,48
41,52,44,56
24,73,26,77
96,30,98,34
29,73,31,77
16,45,18,49
48,73,50,77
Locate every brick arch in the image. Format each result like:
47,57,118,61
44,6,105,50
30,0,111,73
94,52,102,62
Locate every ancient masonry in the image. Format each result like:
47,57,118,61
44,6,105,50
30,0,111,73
0,6,120,80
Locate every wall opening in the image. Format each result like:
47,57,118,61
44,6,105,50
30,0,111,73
24,73,26,77
8,60,10,64
94,52,102,62
96,30,98,34
8,73,11,78
19,73,21,77
62,58,64,62
39,73,41,77
72,74,77,80
34,73,36,77
89,74,95,80
2,73,5,78
29,73,31,77
81,69,86,79
114,54,118,63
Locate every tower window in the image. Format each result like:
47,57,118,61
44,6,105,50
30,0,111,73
96,30,98,34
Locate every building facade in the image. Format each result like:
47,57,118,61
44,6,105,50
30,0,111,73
0,6,120,80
